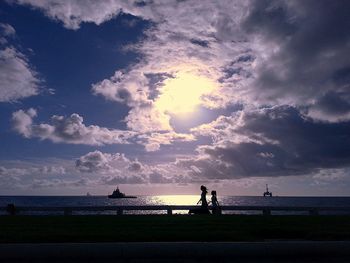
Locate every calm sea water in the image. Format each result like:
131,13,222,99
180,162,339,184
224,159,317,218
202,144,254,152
1,195,350,215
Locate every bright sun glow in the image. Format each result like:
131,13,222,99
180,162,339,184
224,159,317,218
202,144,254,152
155,72,216,115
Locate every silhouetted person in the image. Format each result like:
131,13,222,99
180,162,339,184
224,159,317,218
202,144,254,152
197,185,208,208
189,185,210,214
209,190,221,215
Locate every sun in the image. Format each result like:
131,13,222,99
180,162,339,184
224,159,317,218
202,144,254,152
155,72,216,115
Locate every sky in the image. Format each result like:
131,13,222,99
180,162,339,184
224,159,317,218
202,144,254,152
1,0,350,196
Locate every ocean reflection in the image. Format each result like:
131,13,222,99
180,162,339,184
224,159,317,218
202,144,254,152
147,195,199,214
1,195,350,215
150,195,199,205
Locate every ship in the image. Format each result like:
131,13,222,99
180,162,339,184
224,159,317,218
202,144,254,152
263,184,273,197
108,187,137,199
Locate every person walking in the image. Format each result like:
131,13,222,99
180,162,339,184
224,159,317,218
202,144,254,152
197,185,208,208
189,185,210,214
210,190,221,215
197,185,210,214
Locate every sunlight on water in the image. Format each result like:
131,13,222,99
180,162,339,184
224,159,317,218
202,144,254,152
1,196,350,215
147,195,199,214
150,195,199,205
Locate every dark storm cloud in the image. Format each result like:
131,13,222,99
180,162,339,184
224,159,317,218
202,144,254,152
243,0,297,39
241,0,350,121
312,91,350,116
182,106,350,179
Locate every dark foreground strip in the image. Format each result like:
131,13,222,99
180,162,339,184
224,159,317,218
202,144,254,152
0,242,350,261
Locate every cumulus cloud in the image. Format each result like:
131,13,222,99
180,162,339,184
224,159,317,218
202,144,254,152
128,160,142,172
0,165,66,176
125,104,172,132
0,154,190,190
12,109,135,145
99,174,146,185
237,0,350,120
0,162,67,190
10,0,135,30
75,150,131,173
11,108,194,150
9,0,350,184
88,1,248,143
92,70,198,149
0,47,41,102
12,1,350,122
0,153,158,190
137,131,195,152
0,166,28,177
76,150,193,185
75,150,146,179
92,70,149,107
148,172,173,184
180,106,350,179
0,22,42,102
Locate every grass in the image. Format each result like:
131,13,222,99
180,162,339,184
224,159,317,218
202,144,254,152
1,215,350,243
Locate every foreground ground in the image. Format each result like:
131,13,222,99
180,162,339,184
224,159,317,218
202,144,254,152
1,215,350,243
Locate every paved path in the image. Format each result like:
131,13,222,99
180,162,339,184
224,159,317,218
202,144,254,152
0,241,349,262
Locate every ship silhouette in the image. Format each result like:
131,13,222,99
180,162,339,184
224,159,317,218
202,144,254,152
108,187,137,199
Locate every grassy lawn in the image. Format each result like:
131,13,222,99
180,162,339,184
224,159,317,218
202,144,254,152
1,215,350,243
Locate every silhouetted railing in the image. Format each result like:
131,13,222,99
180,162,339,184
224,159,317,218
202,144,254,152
2,204,350,215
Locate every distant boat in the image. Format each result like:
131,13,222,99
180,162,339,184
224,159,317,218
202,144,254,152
263,184,273,197
86,192,92,196
108,187,137,199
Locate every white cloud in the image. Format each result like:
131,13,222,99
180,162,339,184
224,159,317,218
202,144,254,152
0,162,67,190
0,47,41,102
88,1,248,144
11,108,37,137
75,150,131,173
137,131,195,152
76,150,193,185
11,0,131,30
12,108,194,151
9,0,350,186
125,105,172,132
179,106,350,179
92,69,197,149
0,23,16,36
13,1,350,122
92,70,149,107
0,166,28,177
75,150,150,184
12,109,135,145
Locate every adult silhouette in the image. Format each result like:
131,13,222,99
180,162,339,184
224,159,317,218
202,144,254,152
189,185,210,214
197,185,208,208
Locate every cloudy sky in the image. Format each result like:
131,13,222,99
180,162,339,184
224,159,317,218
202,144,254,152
1,0,350,196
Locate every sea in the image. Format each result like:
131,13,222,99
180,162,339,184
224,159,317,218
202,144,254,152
1,195,350,215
